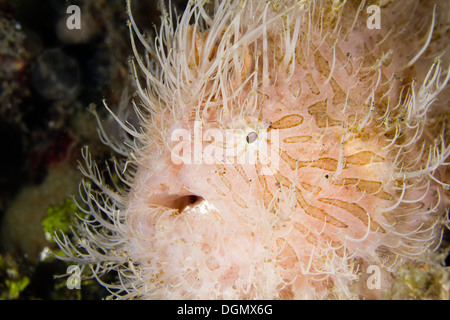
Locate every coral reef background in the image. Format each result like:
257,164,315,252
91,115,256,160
0,0,448,299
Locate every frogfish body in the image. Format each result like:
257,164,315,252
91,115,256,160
57,0,450,299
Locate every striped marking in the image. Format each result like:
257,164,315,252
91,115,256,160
275,173,347,228
294,222,318,246
335,45,353,75
300,181,322,194
329,77,347,105
232,193,249,208
255,154,276,209
217,165,232,190
275,238,298,269
206,178,226,197
308,100,341,127
234,164,250,184
346,151,385,165
336,178,392,200
305,73,320,95
319,198,385,232
283,135,312,144
314,51,330,78
270,114,304,130
277,147,339,171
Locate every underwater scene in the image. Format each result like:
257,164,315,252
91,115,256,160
0,0,448,300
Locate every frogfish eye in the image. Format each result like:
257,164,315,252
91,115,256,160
246,132,258,144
